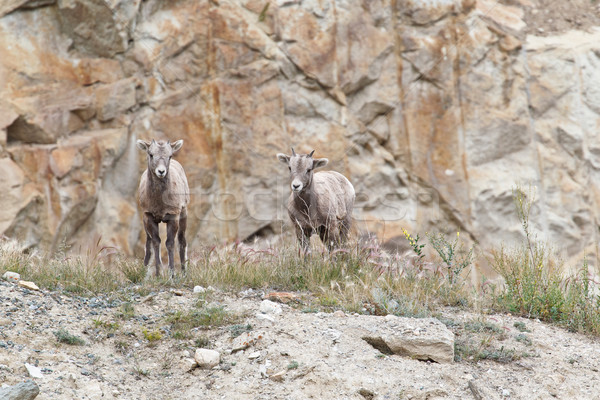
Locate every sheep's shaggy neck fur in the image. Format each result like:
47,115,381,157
139,159,189,221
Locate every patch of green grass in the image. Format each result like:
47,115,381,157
54,329,85,346
93,319,119,332
142,328,162,342
229,324,252,338
116,302,135,320
195,336,211,348
464,319,504,335
491,186,600,336
166,305,239,332
118,258,146,284
287,361,299,370
515,333,532,346
513,321,530,333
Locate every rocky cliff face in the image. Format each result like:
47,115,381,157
1,0,599,268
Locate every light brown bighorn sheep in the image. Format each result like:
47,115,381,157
137,139,190,276
277,148,355,252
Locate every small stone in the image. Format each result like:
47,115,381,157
264,292,297,303
333,310,346,317
0,380,40,400
232,332,263,352
179,358,197,372
19,281,40,291
25,363,44,379
256,313,275,323
194,349,220,369
2,271,20,283
248,351,261,360
171,289,184,296
259,300,282,315
269,370,286,382
502,388,511,397
193,286,206,294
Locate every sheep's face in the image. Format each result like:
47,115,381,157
277,149,328,193
137,139,183,179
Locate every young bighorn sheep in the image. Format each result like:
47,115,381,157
137,139,190,276
277,148,355,252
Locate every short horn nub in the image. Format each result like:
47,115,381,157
309,150,315,157
291,147,296,156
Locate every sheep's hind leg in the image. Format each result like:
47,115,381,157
165,214,180,278
177,208,188,273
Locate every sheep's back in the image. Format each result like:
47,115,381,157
313,171,355,220
169,160,190,206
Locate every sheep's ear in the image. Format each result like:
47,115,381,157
313,158,328,169
277,153,290,164
171,140,184,153
136,140,150,152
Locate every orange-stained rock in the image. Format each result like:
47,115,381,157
0,0,598,276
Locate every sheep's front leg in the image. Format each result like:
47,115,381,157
142,213,153,267
145,213,162,276
165,214,180,277
177,208,188,273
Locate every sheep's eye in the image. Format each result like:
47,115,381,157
149,154,154,159
307,168,312,173
288,166,291,171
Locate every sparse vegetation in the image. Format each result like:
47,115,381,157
165,304,239,333
1,185,599,372
142,328,163,343
229,324,252,338
287,361,299,370
54,328,85,346
490,187,600,335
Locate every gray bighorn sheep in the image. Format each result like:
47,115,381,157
277,148,355,252
137,139,190,276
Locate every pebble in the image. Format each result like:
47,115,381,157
194,349,220,369
232,332,263,352
248,351,261,360
259,300,282,315
256,313,275,323
25,363,44,379
2,271,20,282
269,370,286,382
333,310,345,318
193,286,206,294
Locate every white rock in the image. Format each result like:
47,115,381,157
179,358,197,372
256,313,275,323
248,351,261,360
2,271,20,282
259,300,282,315
18,281,39,291
193,286,206,293
194,349,220,369
25,363,44,379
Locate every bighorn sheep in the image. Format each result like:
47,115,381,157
277,148,355,252
137,139,190,276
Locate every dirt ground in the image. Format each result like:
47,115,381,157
515,0,600,36
1,281,600,400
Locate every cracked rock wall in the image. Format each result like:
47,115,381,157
1,0,599,269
